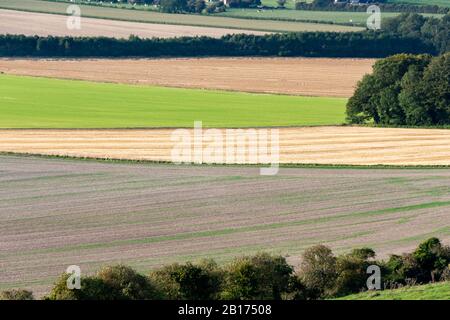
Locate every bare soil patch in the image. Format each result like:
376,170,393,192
0,58,375,97
1,126,450,165
1,155,449,296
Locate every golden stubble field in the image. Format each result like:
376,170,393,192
2,126,450,166
0,58,375,97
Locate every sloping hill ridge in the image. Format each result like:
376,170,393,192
337,282,450,300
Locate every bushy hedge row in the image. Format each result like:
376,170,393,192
347,52,450,126
0,32,435,58
2,238,449,300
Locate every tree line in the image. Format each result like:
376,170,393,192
384,13,449,54
0,32,436,58
1,237,449,300
347,52,450,126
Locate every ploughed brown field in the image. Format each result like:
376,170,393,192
1,154,449,296
0,9,267,39
2,127,450,166
0,58,375,97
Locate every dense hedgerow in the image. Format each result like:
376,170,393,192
2,238,449,300
0,32,435,58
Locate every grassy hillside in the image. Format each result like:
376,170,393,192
338,282,450,300
0,0,362,32
0,75,346,128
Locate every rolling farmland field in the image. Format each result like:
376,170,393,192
219,9,443,26
0,75,347,128
0,58,375,98
3,127,450,166
1,154,450,296
0,9,267,39
0,1,449,298
0,0,362,33
3,74,450,166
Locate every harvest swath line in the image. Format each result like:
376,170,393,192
1,154,450,296
3,127,450,166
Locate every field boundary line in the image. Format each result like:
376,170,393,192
2,151,450,170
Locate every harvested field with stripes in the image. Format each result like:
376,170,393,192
2,127,450,166
1,154,450,296
0,58,375,97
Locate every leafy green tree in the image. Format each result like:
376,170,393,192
397,13,426,38
383,238,450,285
221,253,294,300
350,248,376,260
383,13,448,54
45,273,113,300
0,289,34,300
331,248,377,297
347,53,433,125
376,85,405,125
346,74,379,124
46,266,162,300
97,264,163,300
285,276,312,300
299,245,337,298
398,65,430,125
382,254,411,285
149,260,223,300
419,52,450,125
159,0,187,13
187,0,206,13
412,238,450,281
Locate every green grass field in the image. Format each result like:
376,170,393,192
219,9,442,26
0,75,346,128
338,282,450,300
0,0,362,33
388,0,450,7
